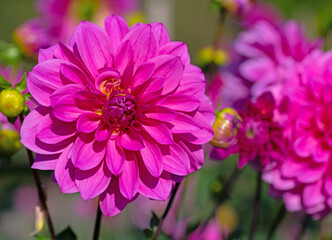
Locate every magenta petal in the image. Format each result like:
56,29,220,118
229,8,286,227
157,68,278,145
150,22,170,47
132,62,155,88
32,153,59,170
50,84,87,107
36,113,76,144
143,106,177,121
74,21,112,77
161,143,190,176
140,138,163,177
38,45,56,63
95,124,110,142
177,140,204,171
158,95,200,112
76,113,100,133
143,76,165,95
55,144,78,194
120,128,144,151
142,120,173,144
138,158,172,200
114,40,134,74
71,133,106,170
293,135,317,157
283,192,302,212
106,139,125,175
100,177,130,217
303,180,325,207
104,15,129,54
119,151,139,200
160,41,190,64
60,62,87,85
28,59,65,106
150,55,184,94
75,161,111,200
52,94,87,122
168,113,201,134
124,24,159,66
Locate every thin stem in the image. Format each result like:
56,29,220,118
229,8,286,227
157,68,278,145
295,214,311,240
152,182,181,240
266,203,286,240
92,201,103,240
19,115,57,240
249,172,262,240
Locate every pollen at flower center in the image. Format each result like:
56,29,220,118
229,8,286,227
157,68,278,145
101,91,137,126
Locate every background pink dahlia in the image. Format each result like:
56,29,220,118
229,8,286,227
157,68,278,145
20,15,214,216
263,51,332,218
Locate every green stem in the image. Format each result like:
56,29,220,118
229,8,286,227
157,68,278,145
249,172,262,240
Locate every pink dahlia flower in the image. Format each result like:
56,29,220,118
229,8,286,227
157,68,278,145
263,51,332,218
224,20,322,108
20,15,214,216
211,92,284,169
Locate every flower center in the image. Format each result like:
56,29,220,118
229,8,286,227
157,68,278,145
101,91,137,127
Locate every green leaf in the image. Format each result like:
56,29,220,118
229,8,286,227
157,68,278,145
15,72,27,93
0,74,12,90
149,212,160,230
56,226,77,240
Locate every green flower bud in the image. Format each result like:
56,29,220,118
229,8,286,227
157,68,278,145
0,129,22,156
0,89,25,117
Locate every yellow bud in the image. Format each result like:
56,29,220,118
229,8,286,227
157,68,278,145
216,204,238,234
211,108,242,148
0,129,22,156
197,46,228,67
0,89,25,117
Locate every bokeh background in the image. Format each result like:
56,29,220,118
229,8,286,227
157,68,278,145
1,0,332,239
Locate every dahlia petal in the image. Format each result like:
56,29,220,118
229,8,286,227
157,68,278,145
100,178,130,217
50,84,87,107
28,59,64,106
297,163,327,184
140,138,163,177
55,144,78,194
158,95,200,112
52,94,88,122
95,69,121,92
131,62,155,89
177,140,204,171
150,55,184,94
324,166,332,195
32,153,59,170
161,144,190,176
160,41,190,64
175,74,206,99
114,40,134,74
104,15,129,54
303,180,325,208
313,145,330,163
168,113,201,134
143,76,165,95
138,163,173,201
36,113,76,144
239,57,275,82
120,128,144,151
76,113,100,133
142,120,173,145
21,107,68,155
74,21,112,77
119,151,139,200
124,24,159,66
120,62,135,89
281,159,304,178
75,161,111,201
60,62,87,85
71,133,106,170
106,139,125,175
143,106,177,121
150,22,170,47
95,124,110,142
283,192,302,212
38,45,56,63
293,135,318,158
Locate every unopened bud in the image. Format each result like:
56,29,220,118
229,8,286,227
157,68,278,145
0,89,25,117
197,46,228,67
0,129,22,156
211,108,242,148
